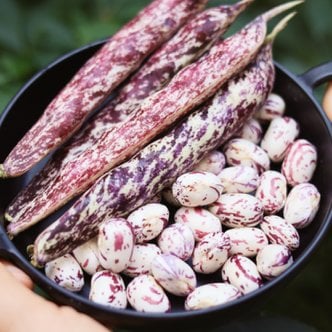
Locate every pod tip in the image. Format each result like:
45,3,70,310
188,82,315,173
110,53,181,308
4,212,13,223
263,0,304,22
27,245,43,268
265,11,297,44
0,164,7,178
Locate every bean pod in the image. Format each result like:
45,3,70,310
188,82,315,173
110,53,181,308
89,270,127,308
281,139,317,186
209,193,263,228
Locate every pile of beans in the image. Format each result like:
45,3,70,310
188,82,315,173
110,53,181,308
44,93,320,312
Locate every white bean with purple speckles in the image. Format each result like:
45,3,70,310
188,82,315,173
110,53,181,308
260,215,300,251
151,254,197,296
255,170,287,215
260,116,300,163
127,203,169,243
192,232,230,274
223,138,270,174
256,244,293,279
174,206,222,242
209,193,263,228
126,275,170,313
218,165,259,194
72,237,103,275
281,139,317,187
98,218,134,273
221,254,263,295
122,243,161,278
45,254,84,292
157,223,195,261
193,150,226,175
185,283,241,311
225,227,268,257
89,270,127,308
236,118,263,144
172,171,224,207
254,93,286,121
283,183,320,229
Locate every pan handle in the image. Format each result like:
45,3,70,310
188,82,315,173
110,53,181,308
299,61,332,91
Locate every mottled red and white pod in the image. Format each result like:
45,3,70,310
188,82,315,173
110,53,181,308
281,139,317,186
283,183,320,229
221,254,262,294
255,170,287,215
260,215,300,251
97,218,134,273
236,118,263,144
157,223,195,261
174,207,222,241
218,165,259,194
126,275,170,312
225,227,268,257
256,244,293,279
45,254,84,292
127,203,169,243
192,232,230,274
185,282,241,310
254,93,286,121
172,171,224,207
193,150,226,175
122,243,161,278
223,138,270,174
89,270,127,308
260,116,300,163
72,237,103,275
151,254,197,296
209,193,263,228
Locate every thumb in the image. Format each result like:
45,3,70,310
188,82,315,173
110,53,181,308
0,260,33,289
322,82,332,120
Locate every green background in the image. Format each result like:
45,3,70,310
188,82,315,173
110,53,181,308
0,0,331,331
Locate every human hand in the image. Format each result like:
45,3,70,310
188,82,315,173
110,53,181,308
322,82,332,120
0,260,110,332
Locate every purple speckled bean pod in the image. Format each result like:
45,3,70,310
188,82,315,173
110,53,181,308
281,139,317,186
0,0,207,178
221,254,263,294
32,27,277,265
5,0,251,232
151,254,197,296
89,270,127,308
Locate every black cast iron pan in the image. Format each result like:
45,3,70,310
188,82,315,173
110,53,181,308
0,40,331,331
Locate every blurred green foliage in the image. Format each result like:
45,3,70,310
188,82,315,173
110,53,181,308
0,0,331,111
